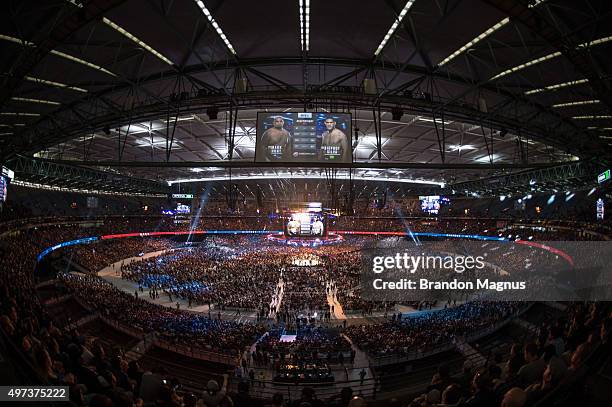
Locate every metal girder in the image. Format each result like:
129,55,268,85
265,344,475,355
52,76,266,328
6,87,604,162
3,54,598,160
7,155,170,194
0,0,127,109
449,160,603,195
41,158,576,170
483,0,612,112
173,178,443,199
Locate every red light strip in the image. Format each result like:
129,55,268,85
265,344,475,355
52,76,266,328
332,230,406,236
101,231,208,239
515,240,574,266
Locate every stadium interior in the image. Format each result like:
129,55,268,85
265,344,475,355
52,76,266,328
1,1,612,407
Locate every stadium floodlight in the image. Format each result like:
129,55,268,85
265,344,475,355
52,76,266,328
25,75,87,93
0,112,40,117
11,97,60,106
298,0,311,52
490,52,561,80
0,34,34,46
437,18,510,67
65,0,83,8
49,50,116,76
552,100,600,108
524,79,588,95
572,115,612,120
527,0,547,7
102,17,175,65
492,35,612,81
438,0,546,67
374,0,416,56
577,35,612,49
448,144,477,152
0,34,115,76
194,0,237,55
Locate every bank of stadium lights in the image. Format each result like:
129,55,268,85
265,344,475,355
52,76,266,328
374,0,416,56
193,1,237,55
65,0,83,8
299,0,310,52
572,115,612,120
0,34,115,77
49,50,116,77
437,18,510,67
0,123,24,127
588,127,612,131
24,75,87,93
492,36,612,81
490,52,561,80
524,79,589,95
552,100,600,108
102,18,175,65
577,35,612,49
0,112,40,117
11,179,165,197
0,34,33,46
448,144,477,152
527,0,548,7
11,97,60,106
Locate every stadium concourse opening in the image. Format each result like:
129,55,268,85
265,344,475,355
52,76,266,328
1,1,612,407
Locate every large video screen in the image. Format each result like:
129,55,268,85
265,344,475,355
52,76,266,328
419,195,450,215
255,112,352,163
284,209,327,238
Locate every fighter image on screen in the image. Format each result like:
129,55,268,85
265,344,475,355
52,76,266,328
256,116,292,161
287,217,301,236
320,118,350,162
311,218,324,236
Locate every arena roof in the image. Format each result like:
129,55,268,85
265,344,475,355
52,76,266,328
1,0,611,193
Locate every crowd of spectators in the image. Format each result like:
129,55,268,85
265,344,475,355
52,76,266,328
1,211,611,406
344,302,524,357
402,301,611,407
58,272,264,355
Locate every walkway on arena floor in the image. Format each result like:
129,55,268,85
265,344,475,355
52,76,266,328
98,250,465,326
327,280,346,320
97,250,258,323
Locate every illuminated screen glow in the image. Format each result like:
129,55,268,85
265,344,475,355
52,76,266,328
284,212,327,238
255,112,352,163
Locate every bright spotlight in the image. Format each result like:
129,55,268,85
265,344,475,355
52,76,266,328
547,194,555,205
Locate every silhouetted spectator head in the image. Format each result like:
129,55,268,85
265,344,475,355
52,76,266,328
501,387,526,407
442,384,462,404
348,396,367,407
